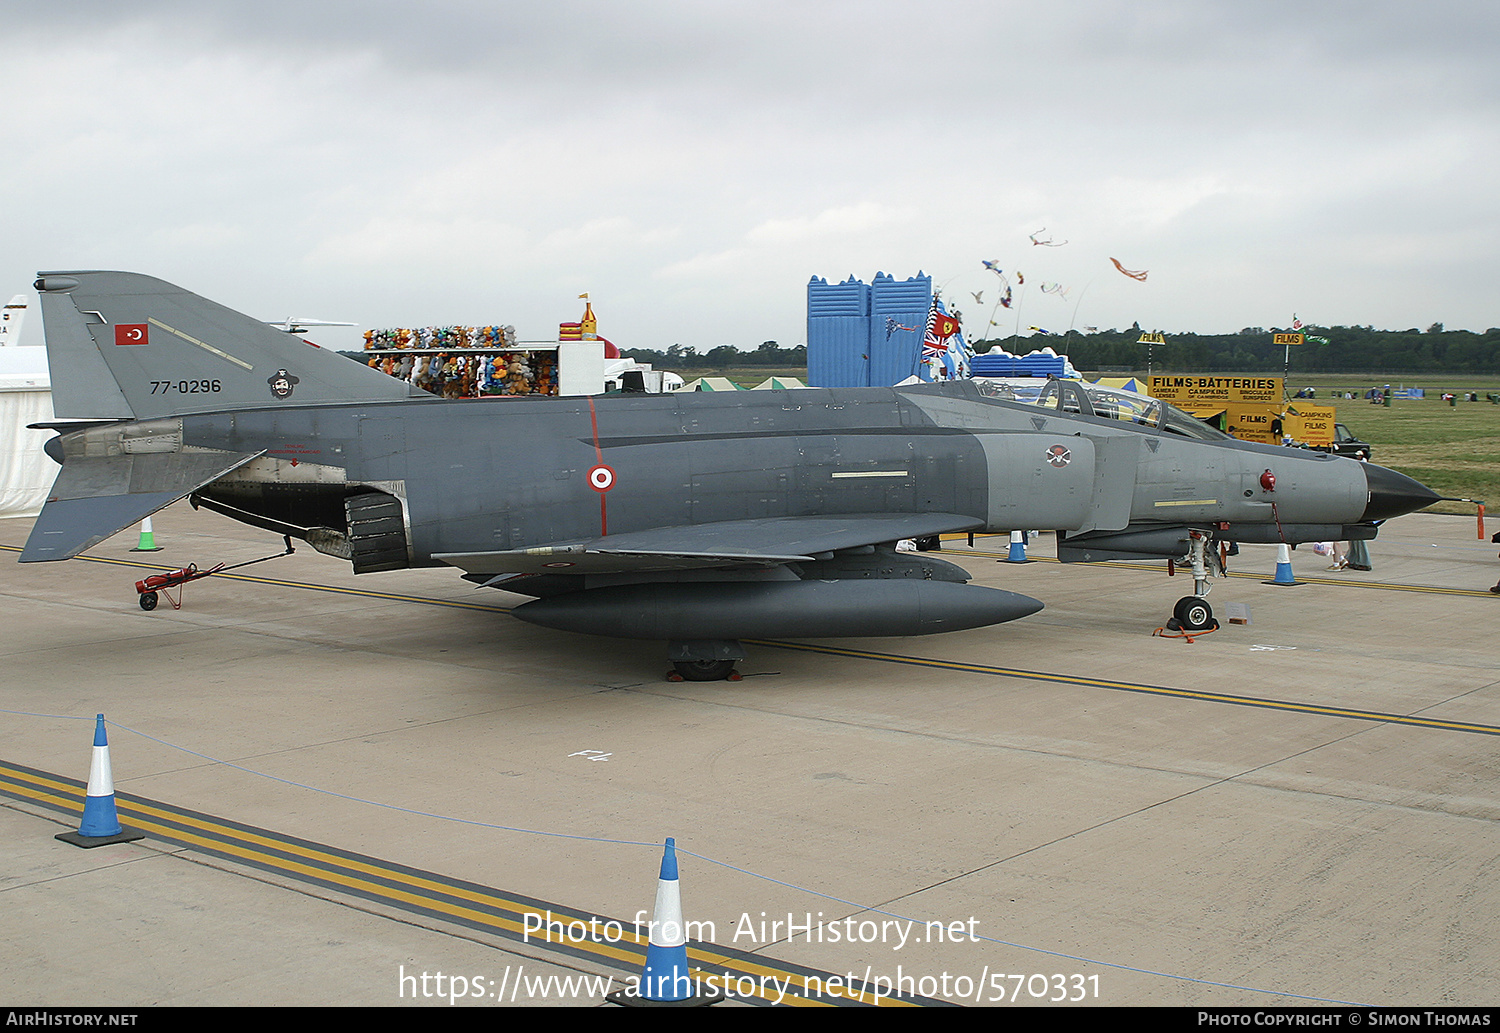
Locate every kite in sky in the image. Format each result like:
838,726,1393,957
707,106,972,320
981,260,1018,308
1030,228,1067,246
1109,258,1148,281
1040,281,1069,300
885,316,917,340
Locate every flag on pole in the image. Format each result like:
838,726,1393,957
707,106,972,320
922,297,972,380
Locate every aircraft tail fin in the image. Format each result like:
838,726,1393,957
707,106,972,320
1,294,27,347
33,271,425,419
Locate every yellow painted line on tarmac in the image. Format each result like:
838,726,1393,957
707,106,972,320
6,767,564,941
9,539,1489,617
947,540,1498,599
12,543,1494,736
0,543,512,613
0,760,928,1007
747,640,1500,738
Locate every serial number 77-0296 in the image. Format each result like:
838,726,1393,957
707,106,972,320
150,380,223,394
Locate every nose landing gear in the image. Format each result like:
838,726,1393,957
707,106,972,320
1165,529,1220,634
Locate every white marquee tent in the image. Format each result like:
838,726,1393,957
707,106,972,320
0,346,55,519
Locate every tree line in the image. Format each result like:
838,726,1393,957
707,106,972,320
620,341,807,369
626,326,1500,374
972,323,1500,374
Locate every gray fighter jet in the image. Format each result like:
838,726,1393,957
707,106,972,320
21,271,1438,679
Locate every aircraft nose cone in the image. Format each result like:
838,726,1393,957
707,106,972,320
1362,462,1441,521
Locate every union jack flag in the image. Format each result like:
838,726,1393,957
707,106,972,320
923,302,952,357
921,297,972,380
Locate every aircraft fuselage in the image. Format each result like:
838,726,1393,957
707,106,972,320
155,380,1378,566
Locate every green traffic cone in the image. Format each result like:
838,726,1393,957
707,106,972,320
131,517,163,553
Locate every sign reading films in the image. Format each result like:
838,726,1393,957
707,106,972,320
1147,376,1283,407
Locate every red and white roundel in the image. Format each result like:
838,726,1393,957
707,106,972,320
587,464,616,492
1045,444,1072,468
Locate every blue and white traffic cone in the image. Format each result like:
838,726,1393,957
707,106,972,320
608,838,722,1007
1006,530,1030,563
56,714,143,848
1266,543,1300,586
130,517,163,553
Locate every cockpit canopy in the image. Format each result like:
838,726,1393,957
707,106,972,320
973,378,1234,442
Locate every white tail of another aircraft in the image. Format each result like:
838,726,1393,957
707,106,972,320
0,294,26,347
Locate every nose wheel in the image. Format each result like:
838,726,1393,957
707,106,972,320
1172,595,1217,632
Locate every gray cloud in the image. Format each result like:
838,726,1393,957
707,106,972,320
3,0,1497,352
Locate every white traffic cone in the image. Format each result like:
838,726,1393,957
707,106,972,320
608,838,722,1007
56,714,144,848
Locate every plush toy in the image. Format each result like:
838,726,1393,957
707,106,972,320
507,355,534,394
482,355,506,393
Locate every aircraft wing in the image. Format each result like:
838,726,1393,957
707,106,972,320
432,512,984,577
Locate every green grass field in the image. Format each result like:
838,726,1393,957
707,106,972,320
713,367,808,388
1279,377,1500,516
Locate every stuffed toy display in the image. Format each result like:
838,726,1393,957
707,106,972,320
363,325,552,398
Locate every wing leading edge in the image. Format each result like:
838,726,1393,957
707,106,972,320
432,512,985,577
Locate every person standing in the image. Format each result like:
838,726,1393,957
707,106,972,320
1327,542,1348,571
1345,454,1373,571
1491,531,1500,594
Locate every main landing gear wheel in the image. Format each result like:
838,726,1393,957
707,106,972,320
1173,595,1215,632
671,659,737,682
138,591,159,611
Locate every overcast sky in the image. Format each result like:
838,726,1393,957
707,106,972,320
3,1,1497,353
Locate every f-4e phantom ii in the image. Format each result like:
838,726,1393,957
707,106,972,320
21,271,1439,679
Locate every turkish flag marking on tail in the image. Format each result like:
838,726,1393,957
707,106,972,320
115,324,149,345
